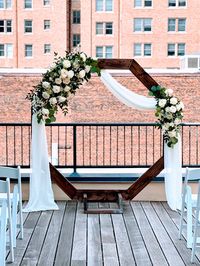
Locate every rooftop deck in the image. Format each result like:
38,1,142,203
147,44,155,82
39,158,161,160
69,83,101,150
8,201,200,266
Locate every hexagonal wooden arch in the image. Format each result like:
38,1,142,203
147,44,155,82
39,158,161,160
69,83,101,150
50,59,164,207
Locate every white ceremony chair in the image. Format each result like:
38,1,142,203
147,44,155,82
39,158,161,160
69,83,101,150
0,166,23,246
179,168,200,248
0,199,8,266
0,179,14,263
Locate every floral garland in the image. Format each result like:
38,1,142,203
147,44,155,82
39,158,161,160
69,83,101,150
27,51,100,124
149,85,184,148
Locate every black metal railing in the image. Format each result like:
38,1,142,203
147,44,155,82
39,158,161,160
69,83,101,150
0,122,200,171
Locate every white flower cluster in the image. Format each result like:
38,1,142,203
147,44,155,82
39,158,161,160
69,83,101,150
27,51,99,123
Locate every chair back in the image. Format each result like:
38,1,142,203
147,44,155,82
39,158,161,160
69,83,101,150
0,179,10,194
0,199,7,266
185,168,200,183
0,166,20,179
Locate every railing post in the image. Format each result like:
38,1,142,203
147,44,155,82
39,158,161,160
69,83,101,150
73,125,77,173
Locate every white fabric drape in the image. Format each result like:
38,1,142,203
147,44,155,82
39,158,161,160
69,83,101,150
101,70,182,210
23,114,58,212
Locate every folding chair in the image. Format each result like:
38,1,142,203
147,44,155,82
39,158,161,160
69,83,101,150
0,179,14,263
179,167,200,248
0,199,8,266
0,166,23,245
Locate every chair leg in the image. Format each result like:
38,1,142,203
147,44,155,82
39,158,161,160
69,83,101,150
179,202,185,239
19,200,23,239
187,198,193,249
191,207,200,262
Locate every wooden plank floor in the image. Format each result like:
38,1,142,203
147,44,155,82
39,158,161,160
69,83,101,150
7,201,200,266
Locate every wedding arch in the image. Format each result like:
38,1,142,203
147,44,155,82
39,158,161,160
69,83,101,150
24,55,183,213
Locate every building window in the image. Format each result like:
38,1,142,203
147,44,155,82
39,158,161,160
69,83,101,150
73,10,80,24
168,43,185,56
0,0,12,9
134,0,152,7
134,18,152,32
96,46,113,58
134,43,152,56
25,44,33,57
43,0,50,5
44,44,51,54
168,18,186,32
24,20,32,33
96,0,113,12
44,20,50,30
24,0,32,8
73,34,80,47
168,0,186,7
0,20,12,33
0,43,13,57
96,22,113,35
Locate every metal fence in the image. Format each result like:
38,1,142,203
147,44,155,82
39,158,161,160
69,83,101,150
0,122,199,171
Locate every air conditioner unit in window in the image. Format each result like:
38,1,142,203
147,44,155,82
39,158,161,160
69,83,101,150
180,55,200,71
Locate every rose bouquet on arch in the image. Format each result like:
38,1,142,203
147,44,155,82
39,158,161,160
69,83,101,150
27,51,100,124
149,85,184,148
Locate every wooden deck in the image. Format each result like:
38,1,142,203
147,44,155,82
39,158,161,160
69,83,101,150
8,201,200,266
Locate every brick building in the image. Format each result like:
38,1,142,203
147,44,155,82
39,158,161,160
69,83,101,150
0,0,200,69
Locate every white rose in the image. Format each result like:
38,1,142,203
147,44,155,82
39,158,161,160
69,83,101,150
50,62,56,69
58,96,66,103
55,78,62,85
68,70,74,79
73,61,80,69
42,81,50,90
169,106,177,113
165,107,170,113
166,113,173,120
158,99,167,108
63,60,71,69
166,88,173,97
63,77,70,84
170,97,178,105
61,69,68,79
168,130,176,138
85,65,91,73
78,70,86,79
49,97,57,105
53,85,61,93
80,52,87,62
64,85,71,92
179,101,184,110
42,108,49,115
174,118,181,125
42,91,50,99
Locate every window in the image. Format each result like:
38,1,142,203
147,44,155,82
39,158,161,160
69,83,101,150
134,43,151,56
0,0,12,8
0,43,13,57
96,0,113,11
134,18,152,32
168,18,186,32
24,20,32,33
24,0,32,8
168,43,185,56
134,0,152,7
96,22,113,35
73,34,80,47
25,44,32,57
96,46,113,58
44,20,50,30
73,10,80,24
0,20,12,33
168,0,186,7
43,0,50,5
44,44,51,54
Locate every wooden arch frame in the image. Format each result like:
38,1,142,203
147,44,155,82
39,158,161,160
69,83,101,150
50,59,164,205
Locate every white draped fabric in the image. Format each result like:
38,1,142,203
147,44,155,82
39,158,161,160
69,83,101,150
101,70,182,210
25,69,182,212
23,114,58,212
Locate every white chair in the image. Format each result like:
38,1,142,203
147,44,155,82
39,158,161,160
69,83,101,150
0,179,14,263
179,167,200,248
0,199,8,266
0,166,23,246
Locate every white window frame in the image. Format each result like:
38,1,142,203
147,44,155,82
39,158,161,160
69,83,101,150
24,20,33,33
44,20,50,30
72,10,81,24
96,46,113,58
134,0,152,8
168,0,187,8
24,0,32,9
44,44,51,54
96,0,113,12
134,43,152,57
168,18,186,32
72,34,80,47
0,0,12,9
134,18,152,32
43,0,50,6
25,44,33,58
0,43,13,58
96,22,113,35
167,43,185,56
0,19,12,33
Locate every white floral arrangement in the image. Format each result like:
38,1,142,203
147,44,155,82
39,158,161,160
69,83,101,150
149,85,184,148
27,51,100,124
